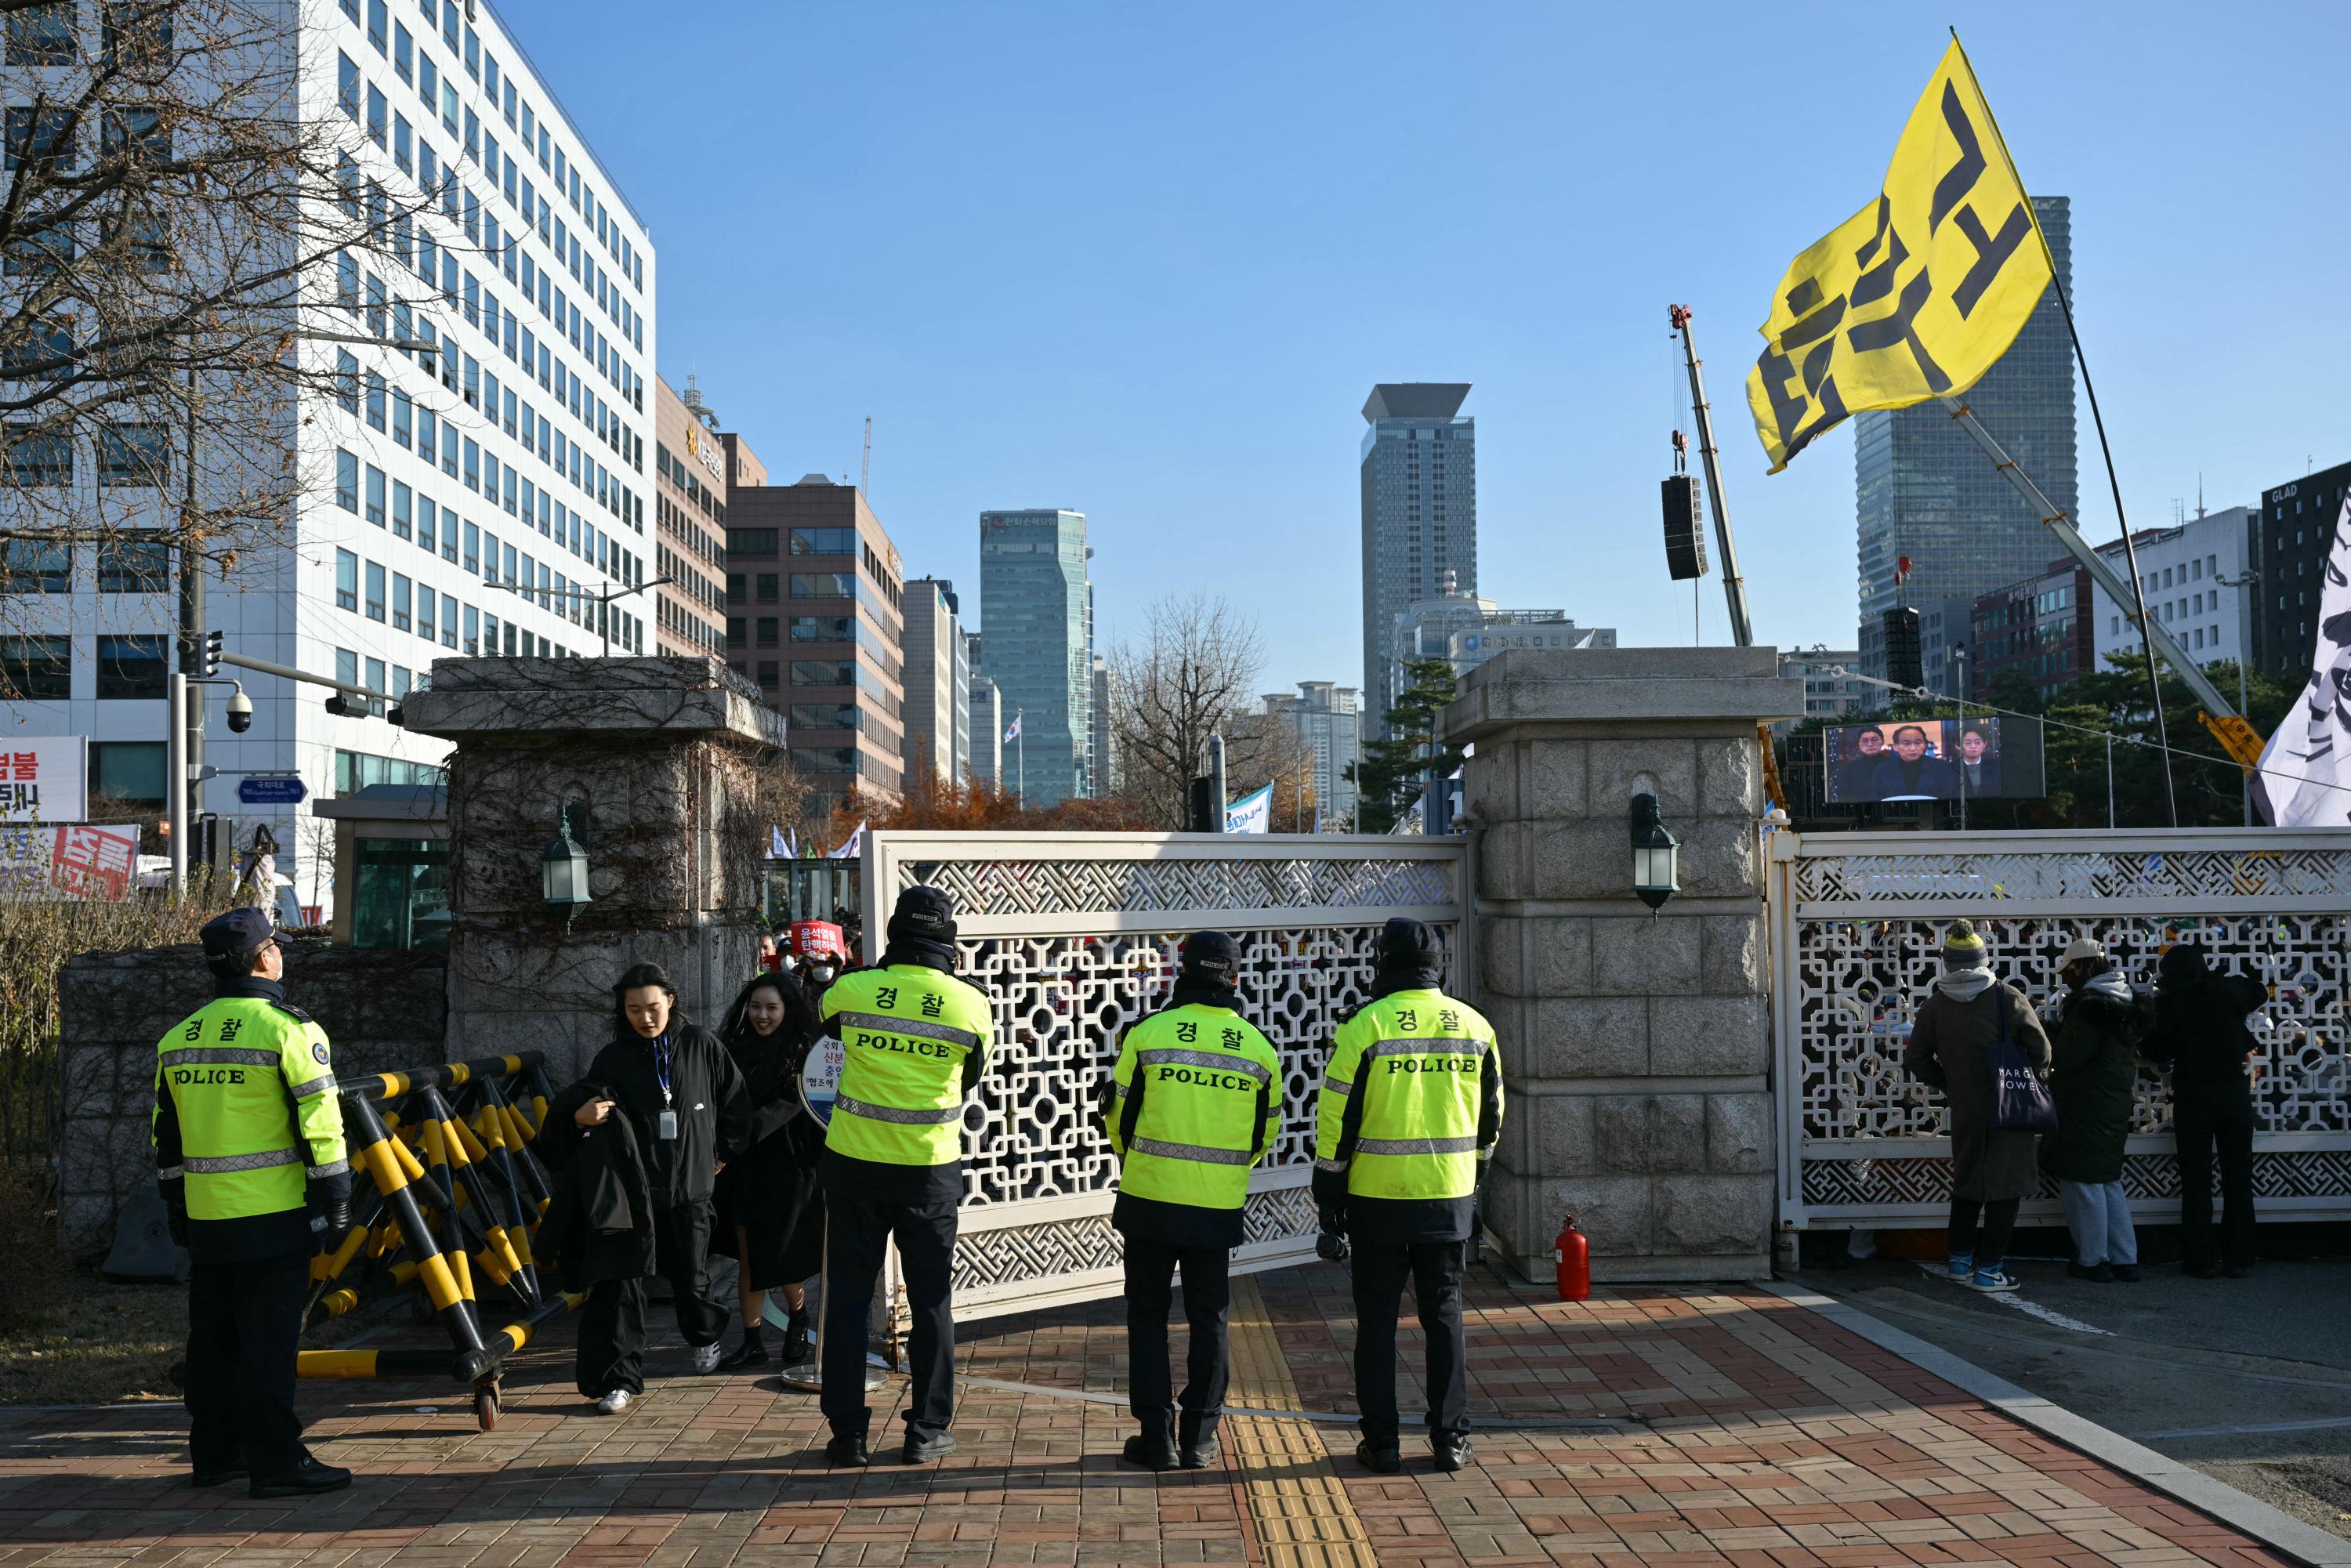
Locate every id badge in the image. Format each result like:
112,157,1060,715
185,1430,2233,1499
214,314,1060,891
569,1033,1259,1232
657,1109,679,1141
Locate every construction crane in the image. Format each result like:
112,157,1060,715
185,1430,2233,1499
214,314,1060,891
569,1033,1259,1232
860,417,872,496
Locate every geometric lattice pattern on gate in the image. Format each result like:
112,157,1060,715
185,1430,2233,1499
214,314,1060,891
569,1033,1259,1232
866,831,1466,1313
1776,833,2351,1226
899,854,1455,919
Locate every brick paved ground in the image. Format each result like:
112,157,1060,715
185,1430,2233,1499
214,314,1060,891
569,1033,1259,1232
0,1266,2297,1567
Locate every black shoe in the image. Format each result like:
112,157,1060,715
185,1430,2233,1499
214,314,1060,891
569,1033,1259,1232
716,1331,768,1371
903,1429,956,1464
1121,1434,1178,1471
1179,1439,1220,1470
1433,1436,1475,1472
781,1309,813,1365
2066,1262,2115,1283
2110,1264,2141,1283
2224,1264,2251,1279
1355,1439,1401,1474
825,1432,870,1468
190,1461,248,1488
248,1455,351,1498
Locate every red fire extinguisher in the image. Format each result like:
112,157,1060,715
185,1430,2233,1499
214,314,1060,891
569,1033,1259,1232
1555,1213,1590,1302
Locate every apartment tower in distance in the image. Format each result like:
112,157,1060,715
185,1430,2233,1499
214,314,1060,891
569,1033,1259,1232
652,376,748,659
1856,196,2078,679
901,578,969,787
726,478,906,817
978,509,1092,806
1360,385,1476,734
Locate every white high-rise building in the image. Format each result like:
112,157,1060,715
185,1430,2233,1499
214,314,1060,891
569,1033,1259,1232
1261,682,1361,830
2,0,656,890
2089,507,2260,675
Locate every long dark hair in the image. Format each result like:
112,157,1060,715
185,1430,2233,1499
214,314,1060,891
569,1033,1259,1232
719,970,819,1052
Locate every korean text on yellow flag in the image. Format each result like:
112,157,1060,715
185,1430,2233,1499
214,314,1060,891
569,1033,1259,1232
1745,40,2052,472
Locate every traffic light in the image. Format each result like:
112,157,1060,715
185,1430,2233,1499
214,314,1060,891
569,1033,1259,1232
201,629,223,678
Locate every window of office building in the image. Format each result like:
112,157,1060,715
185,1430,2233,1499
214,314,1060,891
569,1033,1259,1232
96,537,168,592
92,740,166,809
2,537,69,591
96,634,166,698
0,634,69,697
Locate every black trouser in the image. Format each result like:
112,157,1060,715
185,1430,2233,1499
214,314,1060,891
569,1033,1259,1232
1122,1235,1232,1449
2175,1088,2257,1270
184,1247,309,1477
577,1199,727,1398
822,1188,958,1441
1947,1196,2020,1269
1349,1238,1467,1444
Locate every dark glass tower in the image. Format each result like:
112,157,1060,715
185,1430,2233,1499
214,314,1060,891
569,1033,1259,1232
1360,384,1476,735
1855,196,2077,677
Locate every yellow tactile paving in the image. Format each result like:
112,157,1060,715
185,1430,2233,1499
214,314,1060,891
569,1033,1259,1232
1224,1273,1381,1568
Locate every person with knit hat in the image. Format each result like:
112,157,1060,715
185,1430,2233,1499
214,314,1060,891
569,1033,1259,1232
2041,936,2155,1282
1904,918,2052,1293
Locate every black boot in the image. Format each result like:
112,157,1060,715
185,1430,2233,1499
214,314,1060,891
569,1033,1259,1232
716,1324,768,1370
1177,1412,1219,1470
1121,1433,1179,1470
781,1304,813,1364
1355,1438,1402,1474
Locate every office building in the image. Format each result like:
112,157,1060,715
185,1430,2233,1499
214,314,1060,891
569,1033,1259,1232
969,657,1002,790
978,509,1092,806
0,0,658,890
1360,384,1476,730
2089,507,2259,675
900,578,966,788
1971,561,2094,701
651,376,738,659
1777,649,1866,733
1089,653,1119,798
726,477,905,813
1855,197,2076,677
1261,682,1362,830
1386,581,1610,715
2259,463,2351,678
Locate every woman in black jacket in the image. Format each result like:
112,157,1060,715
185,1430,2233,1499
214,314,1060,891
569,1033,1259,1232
2041,936,2155,1282
2145,942,2267,1278
709,971,828,1368
548,962,752,1414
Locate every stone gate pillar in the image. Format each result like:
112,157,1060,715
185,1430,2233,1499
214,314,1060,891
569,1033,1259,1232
404,657,785,1084
1447,646,1802,1281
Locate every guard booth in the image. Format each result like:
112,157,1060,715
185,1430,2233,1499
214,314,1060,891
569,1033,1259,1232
763,856,860,931
314,784,451,949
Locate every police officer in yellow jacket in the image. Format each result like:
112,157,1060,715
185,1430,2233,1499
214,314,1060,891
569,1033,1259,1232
1312,918,1502,1475
1103,931,1281,1471
153,909,353,1497
817,885,994,1468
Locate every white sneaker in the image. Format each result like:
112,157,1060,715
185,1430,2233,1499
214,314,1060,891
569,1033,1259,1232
596,1389,633,1415
693,1342,722,1374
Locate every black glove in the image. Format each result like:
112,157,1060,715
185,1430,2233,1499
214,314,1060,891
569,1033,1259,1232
321,1195,352,1244
165,1202,189,1249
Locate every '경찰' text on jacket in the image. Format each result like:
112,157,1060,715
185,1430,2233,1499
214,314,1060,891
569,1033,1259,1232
1104,998,1283,1248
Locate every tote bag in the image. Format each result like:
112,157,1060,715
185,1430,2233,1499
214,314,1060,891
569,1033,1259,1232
1986,983,2059,1134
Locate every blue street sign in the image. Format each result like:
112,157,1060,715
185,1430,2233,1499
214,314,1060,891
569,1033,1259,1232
237,776,308,805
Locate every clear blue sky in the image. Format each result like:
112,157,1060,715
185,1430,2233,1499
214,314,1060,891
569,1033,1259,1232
509,0,2351,698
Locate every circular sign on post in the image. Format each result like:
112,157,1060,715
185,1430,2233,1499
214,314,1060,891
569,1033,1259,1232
799,1034,846,1125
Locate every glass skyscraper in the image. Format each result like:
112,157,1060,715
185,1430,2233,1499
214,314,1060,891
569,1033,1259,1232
978,509,1092,806
1360,385,1476,735
1855,196,2077,676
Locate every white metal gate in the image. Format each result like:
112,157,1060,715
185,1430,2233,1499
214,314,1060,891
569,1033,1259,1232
1769,828,2351,1230
862,830,1466,1319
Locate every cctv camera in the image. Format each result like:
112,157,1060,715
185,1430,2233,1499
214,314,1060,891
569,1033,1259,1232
224,686,254,734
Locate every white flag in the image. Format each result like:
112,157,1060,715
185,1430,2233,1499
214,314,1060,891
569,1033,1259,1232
1005,712,1022,743
1224,784,1272,835
2255,490,2351,826
830,820,865,859
770,824,788,859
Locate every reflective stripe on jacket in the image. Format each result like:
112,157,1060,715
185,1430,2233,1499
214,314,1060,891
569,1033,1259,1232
1106,1003,1281,1211
821,963,994,1167
1313,988,1501,1201
153,997,348,1222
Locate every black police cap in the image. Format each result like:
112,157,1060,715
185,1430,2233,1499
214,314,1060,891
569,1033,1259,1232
1376,917,1442,968
1180,930,1241,984
201,907,274,961
889,885,957,944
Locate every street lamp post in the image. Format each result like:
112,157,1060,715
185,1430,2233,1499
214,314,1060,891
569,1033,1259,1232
493,576,672,657
2219,570,2261,827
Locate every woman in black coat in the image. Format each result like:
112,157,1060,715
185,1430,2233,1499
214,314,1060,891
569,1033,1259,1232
549,962,752,1414
2041,936,2154,1282
2145,942,2267,1278
708,971,828,1367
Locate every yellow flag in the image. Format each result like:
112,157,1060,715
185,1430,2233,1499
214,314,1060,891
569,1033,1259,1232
1745,39,2052,472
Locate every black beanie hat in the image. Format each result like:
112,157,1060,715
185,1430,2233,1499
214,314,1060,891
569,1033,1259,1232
1180,930,1241,987
1376,917,1442,971
888,885,957,948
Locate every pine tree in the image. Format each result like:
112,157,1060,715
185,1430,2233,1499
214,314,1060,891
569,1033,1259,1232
1346,659,1464,832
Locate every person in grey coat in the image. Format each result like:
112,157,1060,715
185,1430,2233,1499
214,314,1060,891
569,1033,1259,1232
1904,919,2053,1293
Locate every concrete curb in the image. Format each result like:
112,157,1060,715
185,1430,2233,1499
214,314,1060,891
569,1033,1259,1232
1763,1281,2351,1568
